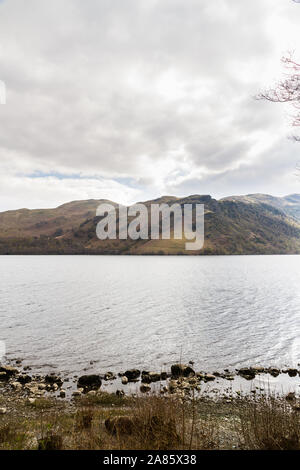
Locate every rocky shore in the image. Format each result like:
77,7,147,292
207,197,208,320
1,360,300,409
1,361,300,450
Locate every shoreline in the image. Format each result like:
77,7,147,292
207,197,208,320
1,361,300,450
1,360,300,402
1,362,300,450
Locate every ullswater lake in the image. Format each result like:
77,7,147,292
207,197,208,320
1,255,300,381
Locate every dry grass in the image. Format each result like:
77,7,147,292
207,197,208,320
104,395,219,450
0,393,219,450
237,394,300,450
0,392,299,450
66,394,220,450
0,422,29,450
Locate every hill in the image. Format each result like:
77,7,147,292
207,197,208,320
1,194,300,255
222,194,300,222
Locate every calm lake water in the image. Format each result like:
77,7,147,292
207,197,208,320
1,255,300,376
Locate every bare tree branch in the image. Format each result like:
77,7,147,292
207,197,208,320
257,52,300,139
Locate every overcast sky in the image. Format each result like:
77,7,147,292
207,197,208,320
0,0,300,210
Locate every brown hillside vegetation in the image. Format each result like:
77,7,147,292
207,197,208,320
0,194,300,255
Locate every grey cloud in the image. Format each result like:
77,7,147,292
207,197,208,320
168,138,300,199
0,0,299,209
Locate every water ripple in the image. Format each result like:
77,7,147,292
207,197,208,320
1,255,300,374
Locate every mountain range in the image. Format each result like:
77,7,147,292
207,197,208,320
1,193,300,255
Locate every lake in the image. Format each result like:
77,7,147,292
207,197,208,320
1,255,300,377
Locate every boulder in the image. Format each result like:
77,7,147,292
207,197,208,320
104,372,116,381
25,383,40,396
105,414,179,444
17,374,32,385
250,366,265,373
222,372,235,380
286,392,296,401
0,408,7,415
149,372,162,382
59,390,66,398
140,384,151,393
105,416,134,436
45,374,63,387
11,381,22,391
287,368,298,377
0,366,18,377
204,374,216,382
0,372,7,382
124,369,140,381
238,368,256,380
116,390,125,398
142,371,161,383
77,374,102,390
141,373,151,384
171,364,195,378
121,376,129,385
268,368,280,377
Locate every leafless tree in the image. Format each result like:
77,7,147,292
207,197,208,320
257,0,300,140
257,52,300,141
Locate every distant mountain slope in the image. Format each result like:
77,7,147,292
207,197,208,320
222,194,300,222
0,199,116,238
1,194,300,255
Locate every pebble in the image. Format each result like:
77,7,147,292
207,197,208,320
27,398,36,405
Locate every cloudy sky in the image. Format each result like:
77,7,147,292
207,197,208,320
0,0,300,210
